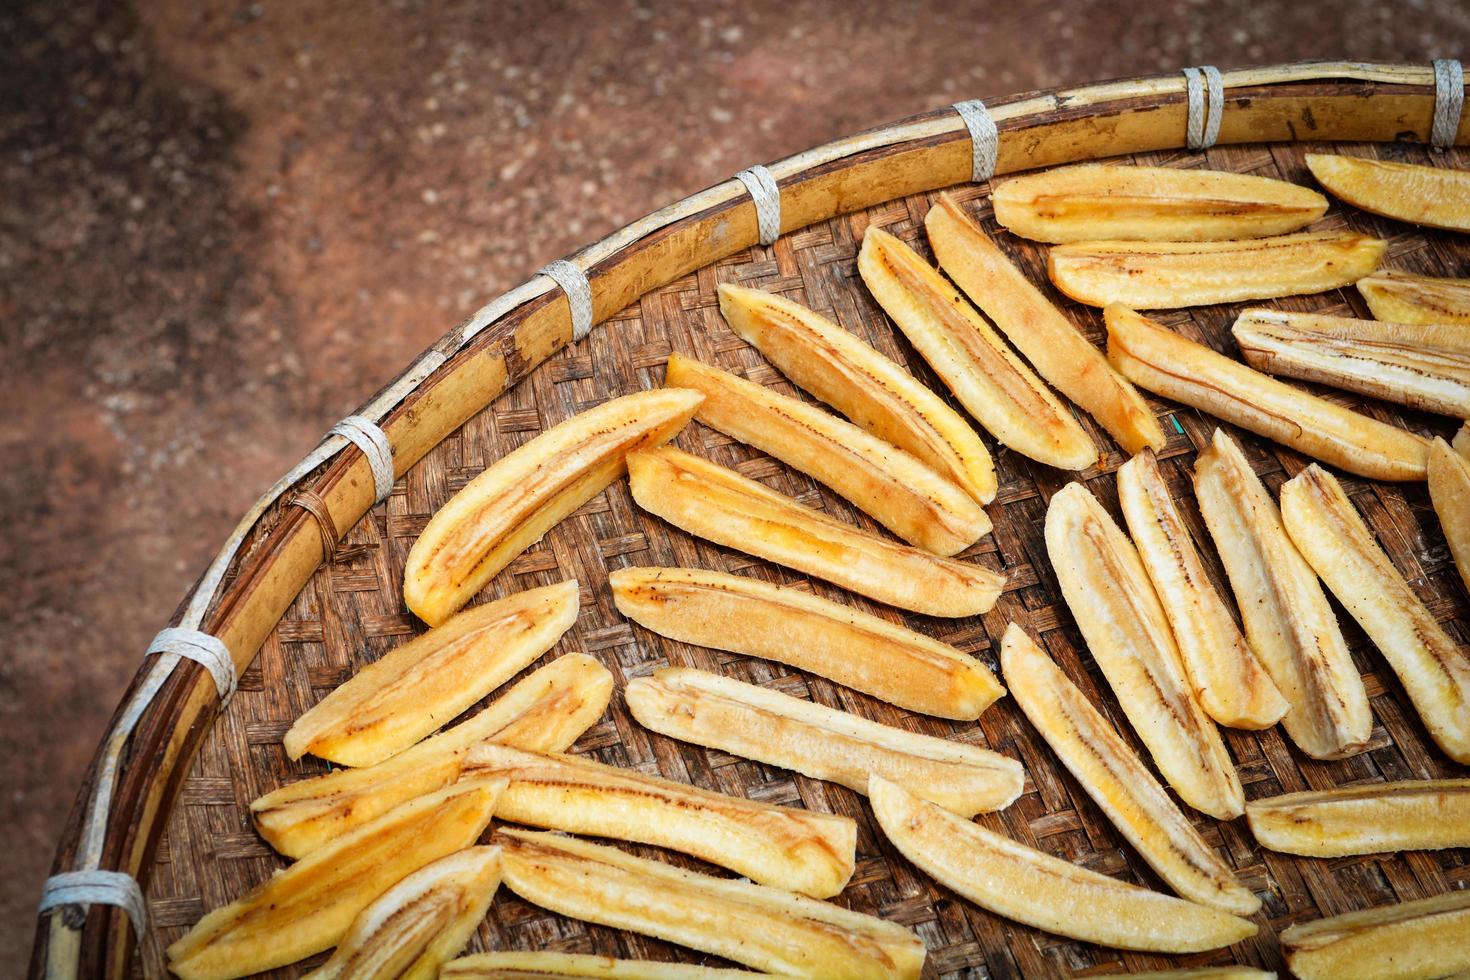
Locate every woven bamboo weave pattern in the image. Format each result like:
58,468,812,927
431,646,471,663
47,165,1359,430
145,137,1469,978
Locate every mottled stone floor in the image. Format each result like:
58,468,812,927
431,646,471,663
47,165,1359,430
5,0,1470,966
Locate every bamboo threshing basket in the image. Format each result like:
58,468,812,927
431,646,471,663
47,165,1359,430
33,61,1470,977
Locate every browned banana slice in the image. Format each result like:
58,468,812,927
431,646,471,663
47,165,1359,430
1050,232,1386,309
461,742,856,898
1234,309,1470,417
1358,270,1470,326
992,164,1328,242
1428,437,1470,597
625,665,1022,815
859,220,1100,467
923,197,1165,455
625,446,1004,617
1307,153,1470,232
1246,778,1470,856
1192,431,1371,759
497,828,927,979
443,953,759,978
305,846,502,980
610,565,1002,718
1118,449,1288,730
718,282,996,503
666,353,989,554
1281,889,1470,980
1045,482,1244,819
868,776,1257,954
1001,625,1259,915
254,653,611,858
1107,304,1429,481
1280,465,1470,763
404,388,702,625
284,581,580,767
168,779,505,980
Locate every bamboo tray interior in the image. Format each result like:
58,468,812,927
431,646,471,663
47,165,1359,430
43,65,1470,978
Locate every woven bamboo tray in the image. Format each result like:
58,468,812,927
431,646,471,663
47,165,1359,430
34,61,1470,978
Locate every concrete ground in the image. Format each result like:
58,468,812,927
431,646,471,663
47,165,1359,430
5,0,1470,966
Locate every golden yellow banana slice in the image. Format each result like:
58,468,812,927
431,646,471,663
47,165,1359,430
1281,889,1470,980
860,219,1101,466
1050,231,1385,309
304,846,502,980
992,163,1327,242
253,654,611,858
284,580,580,767
1109,970,1275,980
1246,778,1470,856
1234,308,1470,417
167,779,505,980
666,353,989,555
1428,437,1470,597
1307,153,1470,232
718,282,996,503
1107,304,1429,481
1192,430,1371,759
625,665,1022,815
610,565,1003,719
462,742,856,898
1000,624,1258,915
496,828,927,979
1280,464,1470,763
923,196,1164,455
868,776,1257,954
404,388,702,625
1046,482,1244,819
1358,270,1470,326
442,952,760,978
625,446,1004,617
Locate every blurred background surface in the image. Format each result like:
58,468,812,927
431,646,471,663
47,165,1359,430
5,0,1470,965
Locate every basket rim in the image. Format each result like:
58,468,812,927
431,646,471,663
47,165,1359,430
32,58,1468,977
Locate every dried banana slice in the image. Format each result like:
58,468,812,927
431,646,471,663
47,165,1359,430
1118,449,1287,730
1246,778,1470,856
923,196,1164,454
1192,431,1371,759
1357,270,1470,326
1307,153,1470,232
1107,304,1429,481
1050,232,1385,309
1045,482,1244,819
1280,464,1470,763
666,352,989,555
1428,437,1470,597
442,952,759,978
625,446,1004,617
284,580,580,767
610,565,1003,719
305,846,502,980
253,653,611,858
860,219,1101,466
462,742,856,898
992,163,1327,242
1110,970,1275,980
718,282,996,503
168,779,505,980
497,828,927,979
1281,889,1470,980
404,388,702,625
1234,308,1470,417
868,776,1257,954
625,665,1022,815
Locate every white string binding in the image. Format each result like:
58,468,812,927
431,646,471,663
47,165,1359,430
1182,65,1224,150
328,415,395,505
1432,58,1464,149
148,627,237,705
734,165,781,246
539,259,594,342
952,99,999,182
38,871,146,934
